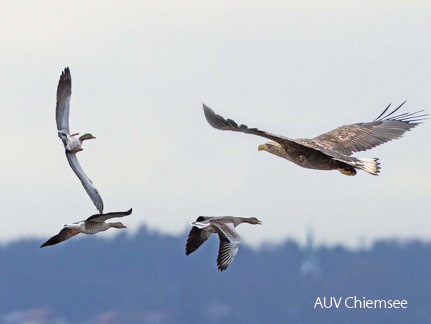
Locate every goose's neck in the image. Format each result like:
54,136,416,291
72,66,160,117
79,133,95,142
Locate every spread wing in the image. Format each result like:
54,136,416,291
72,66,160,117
203,103,357,161
203,103,296,145
211,220,241,271
185,216,213,255
40,227,81,247
66,151,104,213
56,67,72,135
311,102,427,156
185,227,211,256
203,102,427,159
86,209,133,222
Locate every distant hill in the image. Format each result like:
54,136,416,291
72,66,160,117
0,226,430,323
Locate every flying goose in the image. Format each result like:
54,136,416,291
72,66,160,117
40,208,132,247
203,102,427,176
56,67,104,212
186,216,262,271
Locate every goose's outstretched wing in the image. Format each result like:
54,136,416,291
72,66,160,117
185,227,211,255
86,209,133,222
40,227,81,247
66,151,104,213
311,102,427,156
211,221,241,271
56,67,72,135
185,216,213,255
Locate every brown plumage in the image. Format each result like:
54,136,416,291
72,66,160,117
203,102,427,175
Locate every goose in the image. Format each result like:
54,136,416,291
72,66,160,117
40,208,132,247
203,102,427,176
186,216,262,271
56,67,104,213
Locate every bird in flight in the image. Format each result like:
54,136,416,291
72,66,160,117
40,209,132,247
203,102,427,176
56,67,104,212
186,216,262,271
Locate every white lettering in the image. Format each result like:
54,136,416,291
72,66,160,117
345,297,354,308
374,300,387,308
323,297,332,308
314,297,323,308
314,297,343,308
332,297,342,308
317,296,408,309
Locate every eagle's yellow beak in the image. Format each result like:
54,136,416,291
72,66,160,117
258,144,268,151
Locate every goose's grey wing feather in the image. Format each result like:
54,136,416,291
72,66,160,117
185,227,211,255
203,104,296,145
56,67,72,135
311,102,427,156
186,228,211,256
66,151,104,213
40,227,80,247
212,221,241,271
185,216,214,255
86,208,132,223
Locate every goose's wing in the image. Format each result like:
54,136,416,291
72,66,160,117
56,67,72,136
40,227,81,247
211,220,241,271
203,104,296,145
66,151,104,213
86,208,133,222
311,102,427,156
185,217,214,255
185,227,211,255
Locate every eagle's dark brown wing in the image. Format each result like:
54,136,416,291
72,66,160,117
311,102,427,156
203,103,295,145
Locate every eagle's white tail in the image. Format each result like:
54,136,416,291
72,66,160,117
357,158,380,175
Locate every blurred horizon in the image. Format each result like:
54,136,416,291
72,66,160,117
1,225,430,323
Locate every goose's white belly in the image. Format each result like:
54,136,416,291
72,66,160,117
66,135,81,152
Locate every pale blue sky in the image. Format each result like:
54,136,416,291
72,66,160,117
1,1,430,248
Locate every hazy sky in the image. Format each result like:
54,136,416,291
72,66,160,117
1,1,430,248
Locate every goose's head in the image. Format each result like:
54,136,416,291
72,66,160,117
79,133,96,142
110,222,127,229
246,217,262,225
